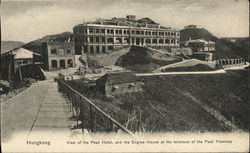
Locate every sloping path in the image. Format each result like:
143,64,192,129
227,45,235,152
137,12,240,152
1,80,74,142
28,80,74,136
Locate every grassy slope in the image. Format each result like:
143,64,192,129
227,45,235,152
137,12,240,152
66,70,249,132
115,46,182,72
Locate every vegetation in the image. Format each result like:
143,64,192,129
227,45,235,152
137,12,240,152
116,46,182,72
65,69,249,132
180,28,248,61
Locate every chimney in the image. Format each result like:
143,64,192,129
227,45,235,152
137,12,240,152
83,19,86,24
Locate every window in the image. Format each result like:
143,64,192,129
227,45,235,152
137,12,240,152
107,38,114,43
90,46,94,54
51,49,57,54
159,39,163,44
67,59,73,67
51,60,58,68
96,37,99,43
58,49,64,55
67,49,71,54
59,60,65,68
96,47,100,53
153,39,157,44
102,46,106,53
90,37,93,43
108,46,113,51
146,39,151,44
102,29,105,33
165,39,170,44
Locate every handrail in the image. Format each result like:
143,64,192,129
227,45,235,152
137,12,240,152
58,79,134,136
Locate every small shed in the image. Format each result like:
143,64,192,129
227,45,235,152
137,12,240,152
96,72,143,96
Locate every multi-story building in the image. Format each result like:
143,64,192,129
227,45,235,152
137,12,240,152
73,15,180,54
182,38,215,52
42,42,75,71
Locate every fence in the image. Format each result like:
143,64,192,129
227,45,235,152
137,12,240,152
57,79,134,136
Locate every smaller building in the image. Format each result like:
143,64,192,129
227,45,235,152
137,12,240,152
184,25,197,29
1,47,42,80
42,42,76,71
183,38,215,52
96,72,143,96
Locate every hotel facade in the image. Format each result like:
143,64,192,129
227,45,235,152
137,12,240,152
73,15,180,54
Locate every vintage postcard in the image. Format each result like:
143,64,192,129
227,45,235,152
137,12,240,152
1,0,249,152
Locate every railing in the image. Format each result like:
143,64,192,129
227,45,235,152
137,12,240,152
57,79,134,136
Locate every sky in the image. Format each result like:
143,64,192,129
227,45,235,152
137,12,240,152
1,0,249,43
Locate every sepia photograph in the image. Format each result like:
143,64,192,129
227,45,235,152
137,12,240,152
1,0,249,152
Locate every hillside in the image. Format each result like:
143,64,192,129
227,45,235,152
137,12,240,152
22,32,74,56
115,46,183,72
234,37,249,51
1,41,25,54
180,28,248,61
65,69,249,132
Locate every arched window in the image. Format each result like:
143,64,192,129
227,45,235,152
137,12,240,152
159,39,163,44
59,60,65,68
165,39,170,44
51,60,58,68
153,39,157,44
67,59,73,67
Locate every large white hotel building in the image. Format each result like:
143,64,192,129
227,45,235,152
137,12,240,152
73,15,180,54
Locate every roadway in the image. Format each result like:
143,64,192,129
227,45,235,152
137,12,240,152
1,79,74,142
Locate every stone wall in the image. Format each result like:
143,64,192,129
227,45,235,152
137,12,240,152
216,58,245,68
87,47,130,67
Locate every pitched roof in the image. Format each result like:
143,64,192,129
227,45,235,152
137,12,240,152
137,17,157,24
2,47,41,59
96,72,141,85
